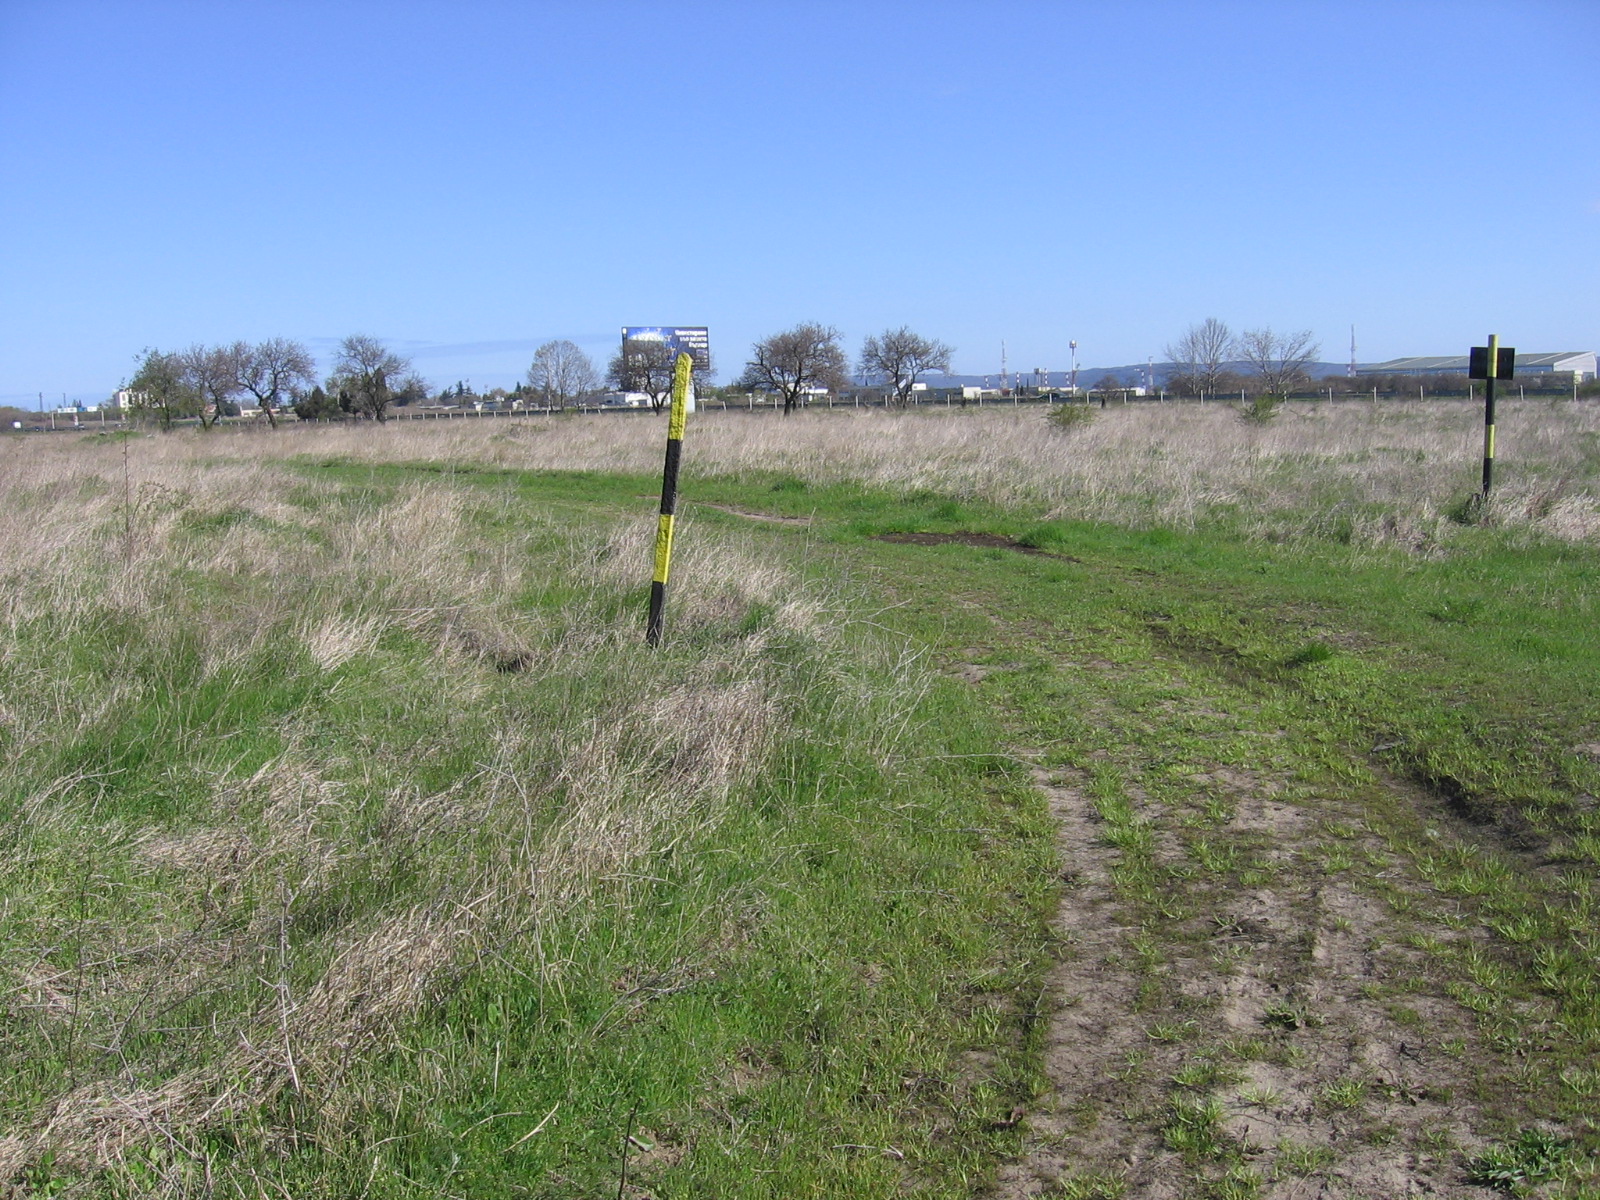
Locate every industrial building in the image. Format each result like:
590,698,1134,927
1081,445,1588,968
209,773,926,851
1361,352,1595,380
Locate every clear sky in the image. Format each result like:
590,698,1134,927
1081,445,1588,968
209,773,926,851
2,0,1596,405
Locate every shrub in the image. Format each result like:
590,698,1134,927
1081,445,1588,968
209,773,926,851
1238,394,1281,423
1045,402,1096,432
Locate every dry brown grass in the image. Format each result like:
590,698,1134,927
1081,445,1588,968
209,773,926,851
0,430,832,1185
675,399,1600,545
69,397,1597,548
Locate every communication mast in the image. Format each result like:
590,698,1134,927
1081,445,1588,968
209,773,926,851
1001,341,1008,391
1348,326,1357,377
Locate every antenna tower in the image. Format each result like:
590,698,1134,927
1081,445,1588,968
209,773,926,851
1348,326,1357,377
1001,341,1008,391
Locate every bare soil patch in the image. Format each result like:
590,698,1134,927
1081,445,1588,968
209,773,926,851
990,768,1165,1195
875,531,1064,555
988,761,1507,1200
693,501,812,525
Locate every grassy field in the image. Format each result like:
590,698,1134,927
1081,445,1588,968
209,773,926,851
3,400,1599,1197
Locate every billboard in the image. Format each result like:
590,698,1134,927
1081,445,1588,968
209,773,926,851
620,326,711,373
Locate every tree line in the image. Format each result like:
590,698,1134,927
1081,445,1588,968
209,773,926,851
125,323,959,428
126,336,429,429
142,317,1532,431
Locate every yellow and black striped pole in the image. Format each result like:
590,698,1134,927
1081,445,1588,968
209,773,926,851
646,351,693,646
1469,334,1514,498
1480,333,1499,498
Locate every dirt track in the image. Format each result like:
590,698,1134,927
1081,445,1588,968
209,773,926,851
887,549,1573,1198
991,756,1505,1199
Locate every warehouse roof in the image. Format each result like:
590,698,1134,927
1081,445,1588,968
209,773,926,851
1363,352,1593,373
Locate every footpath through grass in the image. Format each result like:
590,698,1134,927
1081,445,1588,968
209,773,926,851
671,470,1600,1197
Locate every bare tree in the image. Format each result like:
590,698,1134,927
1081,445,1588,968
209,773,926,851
527,339,600,410
1092,373,1123,405
741,323,848,416
181,344,241,429
232,338,317,429
1164,318,1234,402
858,327,954,407
126,348,198,431
328,335,423,422
607,339,680,411
1236,327,1321,398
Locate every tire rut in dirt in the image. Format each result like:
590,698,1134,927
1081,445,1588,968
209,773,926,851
991,763,1504,1199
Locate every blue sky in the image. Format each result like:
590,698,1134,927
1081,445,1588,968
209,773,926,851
2,0,1596,405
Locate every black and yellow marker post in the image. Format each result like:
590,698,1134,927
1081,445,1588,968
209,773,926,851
1468,334,1515,498
646,351,694,646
